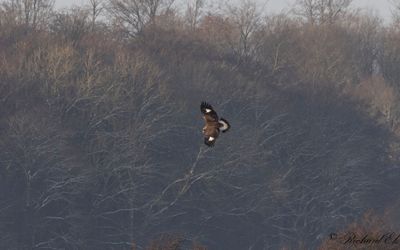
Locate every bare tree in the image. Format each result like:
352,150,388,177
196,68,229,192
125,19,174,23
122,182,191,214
224,0,264,59
391,0,400,24
107,0,175,35
50,8,90,42
0,0,54,28
87,0,104,30
185,0,205,30
293,0,352,24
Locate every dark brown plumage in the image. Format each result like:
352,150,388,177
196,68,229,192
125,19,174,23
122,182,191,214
201,101,230,147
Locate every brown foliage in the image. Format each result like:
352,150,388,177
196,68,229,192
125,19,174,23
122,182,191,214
349,76,398,130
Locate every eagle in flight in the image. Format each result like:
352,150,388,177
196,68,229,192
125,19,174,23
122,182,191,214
201,101,230,147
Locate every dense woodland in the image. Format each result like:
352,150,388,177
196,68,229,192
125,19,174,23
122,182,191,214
1,0,400,249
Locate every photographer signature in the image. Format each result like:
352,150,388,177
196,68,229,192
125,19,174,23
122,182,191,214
330,232,400,246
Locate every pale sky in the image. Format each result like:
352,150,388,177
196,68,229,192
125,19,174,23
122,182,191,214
55,0,395,22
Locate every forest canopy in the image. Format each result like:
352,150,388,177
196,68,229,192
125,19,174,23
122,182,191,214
1,0,400,249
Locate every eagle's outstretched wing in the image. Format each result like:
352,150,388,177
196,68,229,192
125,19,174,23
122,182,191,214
201,101,218,122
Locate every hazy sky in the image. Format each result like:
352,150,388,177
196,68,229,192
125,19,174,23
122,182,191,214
55,0,395,22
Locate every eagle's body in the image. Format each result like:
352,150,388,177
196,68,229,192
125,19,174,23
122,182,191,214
201,102,230,147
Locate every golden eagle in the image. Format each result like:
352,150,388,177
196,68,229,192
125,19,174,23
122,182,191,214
201,101,230,147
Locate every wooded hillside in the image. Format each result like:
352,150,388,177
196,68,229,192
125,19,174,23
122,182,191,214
1,0,400,249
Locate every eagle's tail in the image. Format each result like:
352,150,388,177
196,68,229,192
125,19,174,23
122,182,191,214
219,118,230,133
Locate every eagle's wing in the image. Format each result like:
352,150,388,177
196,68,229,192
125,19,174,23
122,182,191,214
204,136,217,147
201,101,218,122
